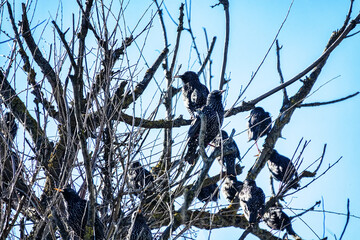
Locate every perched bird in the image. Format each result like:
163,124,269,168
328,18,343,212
54,187,105,239
214,130,240,176
184,90,225,164
262,206,296,236
222,175,243,203
128,161,154,196
238,179,265,225
197,182,219,202
267,150,299,189
175,71,209,118
247,107,272,153
127,210,153,240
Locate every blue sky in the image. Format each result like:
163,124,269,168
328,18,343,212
1,0,359,239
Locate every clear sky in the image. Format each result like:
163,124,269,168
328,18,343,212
0,0,359,239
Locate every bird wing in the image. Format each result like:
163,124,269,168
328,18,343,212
182,85,191,107
234,141,241,160
187,116,201,138
191,89,200,105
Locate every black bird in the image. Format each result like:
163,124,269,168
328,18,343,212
128,161,154,196
54,187,105,239
247,107,272,153
222,175,243,203
197,182,219,202
175,71,210,119
214,130,240,177
263,206,296,236
127,210,153,240
238,179,265,225
267,150,299,189
184,90,225,164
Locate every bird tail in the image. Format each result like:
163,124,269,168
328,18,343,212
286,225,297,236
291,182,300,189
183,138,198,165
184,148,197,165
248,212,257,224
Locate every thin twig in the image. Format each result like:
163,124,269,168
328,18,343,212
52,21,77,69
339,199,350,240
298,92,359,108
226,0,294,115
219,0,230,90
275,39,289,105
290,201,321,220
197,36,216,76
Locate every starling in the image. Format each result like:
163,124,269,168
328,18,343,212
267,150,299,189
247,107,272,141
238,179,265,224
214,130,240,176
175,71,210,118
222,175,243,203
184,90,225,164
128,161,154,196
54,187,105,239
127,210,153,240
197,182,219,202
263,206,296,236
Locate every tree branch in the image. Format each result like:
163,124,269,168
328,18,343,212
197,36,217,76
247,11,360,181
339,199,350,240
20,3,66,121
119,47,169,109
275,39,289,105
6,2,59,121
219,0,230,90
298,91,359,108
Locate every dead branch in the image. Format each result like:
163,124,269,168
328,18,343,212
298,91,359,108
218,0,230,90
197,36,217,76
20,3,67,121
290,201,321,220
339,199,351,240
6,2,59,121
275,39,289,105
246,11,360,181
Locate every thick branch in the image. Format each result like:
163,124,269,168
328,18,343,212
227,11,360,118
155,209,281,240
6,2,59,121
120,47,169,109
0,71,56,178
21,3,66,121
88,48,169,128
72,1,97,238
247,12,360,180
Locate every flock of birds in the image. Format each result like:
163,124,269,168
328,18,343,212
43,71,300,239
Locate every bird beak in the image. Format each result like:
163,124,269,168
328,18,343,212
54,188,64,192
174,75,182,79
219,90,226,94
245,115,250,119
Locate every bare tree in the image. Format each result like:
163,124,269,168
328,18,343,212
0,0,359,239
